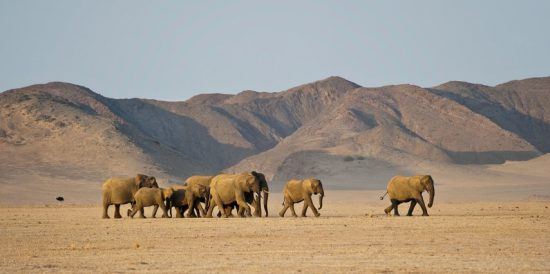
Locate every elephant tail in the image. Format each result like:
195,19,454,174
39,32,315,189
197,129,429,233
379,191,388,200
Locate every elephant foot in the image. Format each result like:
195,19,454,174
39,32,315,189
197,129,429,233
205,215,213,218
422,213,429,216
314,213,321,217
384,208,391,215
102,215,110,219
114,215,122,219
292,214,298,218
278,212,284,217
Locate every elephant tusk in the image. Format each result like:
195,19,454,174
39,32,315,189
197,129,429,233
263,190,270,194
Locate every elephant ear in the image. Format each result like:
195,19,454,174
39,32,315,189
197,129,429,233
251,171,258,177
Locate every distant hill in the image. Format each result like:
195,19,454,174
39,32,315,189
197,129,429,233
1,76,549,202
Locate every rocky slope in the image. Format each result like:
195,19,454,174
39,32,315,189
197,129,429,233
1,76,549,197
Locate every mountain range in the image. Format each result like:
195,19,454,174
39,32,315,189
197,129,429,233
1,76,549,203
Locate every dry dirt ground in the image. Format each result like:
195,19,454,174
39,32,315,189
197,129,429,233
1,192,549,273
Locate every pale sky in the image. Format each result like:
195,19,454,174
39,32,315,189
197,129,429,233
1,1,549,100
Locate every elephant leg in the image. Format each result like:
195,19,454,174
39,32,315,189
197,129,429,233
417,196,429,216
160,204,169,218
384,203,394,215
206,197,216,218
114,204,122,218
225,205,235,217
152,205,159,218
279,199,290,217
186,200,196,218
252,197,261,217
102,203,110,219
235,193,250,218
305,195,320,217
175,207,183,218
212,193,227,218
392,200,400,216
196,202,206,217
129,204,140,218
138,205,146,218
407,200,417,216
301,202,309,217
289,203,298,217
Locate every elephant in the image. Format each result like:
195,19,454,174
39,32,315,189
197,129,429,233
168,184,210,218
183,175,214,217
127,187,174,218
101,174,158,219
205,172,261,218
222,171,270,217
380,175,435,216
279,178,324,217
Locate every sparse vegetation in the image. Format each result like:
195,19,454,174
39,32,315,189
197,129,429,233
343,156,354,162
356,156,365,160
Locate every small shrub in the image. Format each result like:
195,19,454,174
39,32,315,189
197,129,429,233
357,156,365,160
343,156,354,162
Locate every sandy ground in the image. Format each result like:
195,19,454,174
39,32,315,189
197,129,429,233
1,192,549,273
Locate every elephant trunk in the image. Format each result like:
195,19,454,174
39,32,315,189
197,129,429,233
263,190,269,217
255,190,262,217
318,189,324,210
428,186,434,208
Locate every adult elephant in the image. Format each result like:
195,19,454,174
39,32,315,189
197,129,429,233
101,174,158,219
168,184,210,218
279,178,324,217
205,172,261,218
380,175,435,216
223,171,269,217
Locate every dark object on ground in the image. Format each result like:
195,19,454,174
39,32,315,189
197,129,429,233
56,196,64,202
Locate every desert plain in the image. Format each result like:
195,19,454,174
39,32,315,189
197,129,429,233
1,190,550,273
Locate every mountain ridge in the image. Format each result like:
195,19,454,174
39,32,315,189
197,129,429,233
1,76,549,195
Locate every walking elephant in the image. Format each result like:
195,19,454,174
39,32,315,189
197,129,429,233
127,187,174,218
380,175,435,216
184,175,213,217
279,178,324,217
168,184,210,218
101,174,158,219
205,172,261,218
222,171,270,217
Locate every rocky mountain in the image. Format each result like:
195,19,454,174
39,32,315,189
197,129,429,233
1,76,549,201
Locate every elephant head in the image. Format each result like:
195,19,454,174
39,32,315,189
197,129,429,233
251,171,269,217
244,173,261,216
308,178,324,210
135,174,159,188
420,175,435,208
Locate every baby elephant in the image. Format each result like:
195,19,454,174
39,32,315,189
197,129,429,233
279,178,324,217
380,175,435,216
127,187,174,218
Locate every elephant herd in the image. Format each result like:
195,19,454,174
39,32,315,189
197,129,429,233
101,172,435,219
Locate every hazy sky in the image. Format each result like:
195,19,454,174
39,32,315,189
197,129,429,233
1,1,549,100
